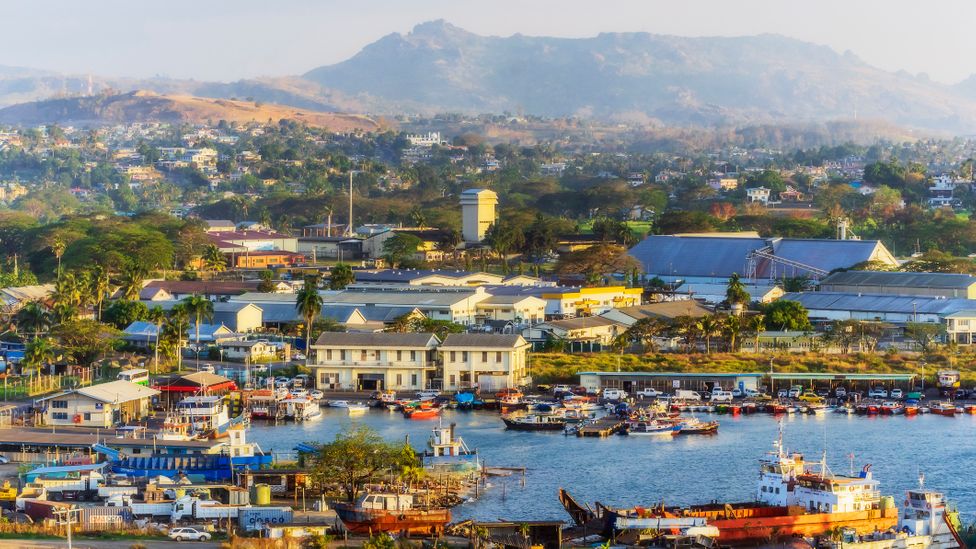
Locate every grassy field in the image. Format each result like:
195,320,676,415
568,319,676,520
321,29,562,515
528,351,971,384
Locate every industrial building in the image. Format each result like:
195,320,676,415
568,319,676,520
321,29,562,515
579,371,763,395
782,292,974,324
818,270,976,299
460,188,498,243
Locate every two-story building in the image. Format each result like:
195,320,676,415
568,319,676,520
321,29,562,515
38,380,159,428
438,334,530,392
310,332,439,391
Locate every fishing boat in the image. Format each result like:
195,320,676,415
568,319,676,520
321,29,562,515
930,402,957,417
371,390,398,408
330,400,351,408
247,389,283,420
175,395,232,437
282,397,322,421
333,492,450,535
965,404,976,415
904,404,919,416
879,402,904,415
347,403,369,415
626,419,681,436
404,407,440,420
422,422,480,473
501,412,566,431
677,417,719,435
562,436,899,546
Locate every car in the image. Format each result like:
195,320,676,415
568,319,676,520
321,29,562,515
535,384,552,393
868,387,888,398
571,386,589,396
199,364,215,374
816,388,830,397
731,388,744,398
777,389,788,398
890,388,904,399
744,388,761,398
788,386,803,398
292,352,307,360
601,388,628,401
169,527,211,542
274,378,291,389
291,389,308,398
636,388,661,398
834,387,848,398
798,392,825,404
552,384,573,395
310,389,324,400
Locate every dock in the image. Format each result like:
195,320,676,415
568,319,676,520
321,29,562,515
576,418,626,437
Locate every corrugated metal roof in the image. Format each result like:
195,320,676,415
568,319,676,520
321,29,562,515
324,290,480,308
77,380,159,403
313,332,438,347
820,270,976,290
769,239,892,275
610,301,712,320
538,317,624,330
629,235,766,277
783,292,975,314
440,334,527,349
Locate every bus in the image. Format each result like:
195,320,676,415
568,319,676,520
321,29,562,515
118,368,150,386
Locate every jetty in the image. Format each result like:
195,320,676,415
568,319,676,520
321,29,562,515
576,418,626,437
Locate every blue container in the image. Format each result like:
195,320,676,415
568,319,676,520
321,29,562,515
238,507,294,531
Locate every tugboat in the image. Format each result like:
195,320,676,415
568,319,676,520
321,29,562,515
332,492,451,535
563,433,899,546
501,412,566,431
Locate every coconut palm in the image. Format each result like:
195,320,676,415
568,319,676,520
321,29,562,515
87,266,110,321
146,306,167,373
24,337,56,374
15,302,51,340
747,314,766,353
164,303,190,372
50,236,66,280
722,314,742,352
696,315,721,354
201,244,226,274
118,265,145,301
295,277,323,361
181,295,214,365
726,273,750,315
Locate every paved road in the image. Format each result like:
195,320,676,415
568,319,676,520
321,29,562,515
0,540,220,549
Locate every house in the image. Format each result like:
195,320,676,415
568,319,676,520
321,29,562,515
707,178,739,191
523,317,626,350
309,332,439,391
206,229,299,253
746,186,771,204
204,220,236,233
475,295,547,324
38,380,159,428
439,334,530,391
362,228,453,262
600,301,713,326
945,311,976,345
0,284,54,316
211,302,263,333
139,281,261,301
321,287,492,325
297,237,362,261
230,251,305,269
819,271,976,299
218,340,278,362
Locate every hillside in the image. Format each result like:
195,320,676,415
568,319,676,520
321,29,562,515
303,21,976,132
0,91,384,131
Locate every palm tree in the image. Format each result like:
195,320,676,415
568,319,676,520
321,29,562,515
24,337,56,375
722,314,741,352
53,271,82,310
202,244,226,274
747,314,766,353
164,303,190,372
295,277,323,362
146,306,167,374
620,317,667,353
181,295,214,365
696,315,721,354
726,273,750,315
118,265,145,301
50,236,66,280
88,266,110,321
15,302,50,340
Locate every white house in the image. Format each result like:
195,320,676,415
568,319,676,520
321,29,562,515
746,186,771,204
438,334,530,392
38,380,159,428
309,332,439,391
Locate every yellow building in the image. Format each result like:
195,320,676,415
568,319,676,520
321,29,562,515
542,286,643,317
460,188,497,243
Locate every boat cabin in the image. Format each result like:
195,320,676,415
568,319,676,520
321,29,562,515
176,395,230,433
359,493,413,511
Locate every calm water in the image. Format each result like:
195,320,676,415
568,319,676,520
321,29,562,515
246,408,976,522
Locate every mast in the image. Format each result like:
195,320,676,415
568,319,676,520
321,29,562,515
347,170,353,237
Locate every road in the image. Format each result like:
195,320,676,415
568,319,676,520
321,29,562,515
0,541,220,549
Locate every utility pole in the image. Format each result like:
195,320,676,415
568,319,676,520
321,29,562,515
54,507,82,549
347,170,353,237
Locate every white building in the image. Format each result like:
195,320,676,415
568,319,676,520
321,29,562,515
310,332,439,391
746,186,771,204
438,334,530,392
38,380,159,428
460,189,498,244
405,132,443,147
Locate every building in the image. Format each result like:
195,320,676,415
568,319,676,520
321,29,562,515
523,316,625,350
230,251,305,269
475,295,547,324
539,286,643,317
819,271,976,299
600,301,713,326
309,332,439,391
321,287,491,325
362,228,453,262
218,340,278,362
629,234,898,284
405,132,443,147
0,284,54,316
204,220,236,233
460,189,498,244
206,229,298,253
783,292,973,325
139,281,262,301
667,281,785,305
211,302,263,333
746,186,771,204
707,178,739,191
438,334,530,391
945,311,976,345
297,237,362,262
38,380,159,428
579,371,762,396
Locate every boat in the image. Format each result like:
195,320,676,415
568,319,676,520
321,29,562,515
422,422,480,473
965,404,976,415
330,400,350,408
282,397,322,421
247,389,284,420
677,417,719,435
333,492,451,535
626,419,681,436
501,412,567,431
880,402,904,415
371,390,398,408
175,395,234,437
930,402,957,417
904,405,919,416
404,407,440,420
347,403,369,415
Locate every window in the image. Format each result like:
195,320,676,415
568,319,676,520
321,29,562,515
396,374,403,386
462,351,468,361
482,352,488,362
450,351,456,362
449,375,456,386
495,352,502,363
410,351,416,361
326,349,333,360
340,350,346,361
95,402,103,410
397,350,402,361
84,413,92,421
411,374,418,386
52,412,68,420
52,400,68,409
360,350,367,361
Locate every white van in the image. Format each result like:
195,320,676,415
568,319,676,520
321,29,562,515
601,388,628,401
710,390,734,403
674,389,702,401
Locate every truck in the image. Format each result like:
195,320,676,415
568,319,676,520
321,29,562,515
674,390,702,401
105,495,174,517
601,388,627,401
97,485,139,500
29,469,105,501
171,496,250,522
238,507,294,531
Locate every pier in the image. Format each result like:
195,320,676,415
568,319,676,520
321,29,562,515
576,418,626,437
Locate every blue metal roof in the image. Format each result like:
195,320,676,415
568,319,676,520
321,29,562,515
629,235,766,278
783,292,975,315
769,239,887,276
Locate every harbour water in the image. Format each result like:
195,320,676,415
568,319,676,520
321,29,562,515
247,409,976,522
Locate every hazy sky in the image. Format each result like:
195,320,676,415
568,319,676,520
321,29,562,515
2,0,976,83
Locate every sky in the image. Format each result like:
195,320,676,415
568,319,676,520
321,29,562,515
2,0,976,84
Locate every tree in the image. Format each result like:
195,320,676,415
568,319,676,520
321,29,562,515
87,266,110,321
725,273,750,312
409,208,428,229
182,295,214,363
51,320,121,366
295,277,323,359
721,314,741,352
23,337,56,374
904,322,943,352
555,244,642,285
382,233,422,268
523,214,556,261
779,276,812,293
329,263,355,290
118,265,145,301
591,217,637,246
15,302,51,340
103,300,149,330
146,306,167,373
50,235,66,280
307,426,417,503
761,300,813,331
257,270,276,293
696,315,721,354
162,304,190,371
616,317,667,352
746,314,766,353
201,244,226,274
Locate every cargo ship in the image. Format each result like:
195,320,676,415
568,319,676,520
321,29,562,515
561,436,899,546
333,492,450,535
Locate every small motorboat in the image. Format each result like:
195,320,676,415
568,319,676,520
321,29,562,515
405,407,441,420
347,403,369,415
879,402,904,415
930,401,957,417
502,412,566,431
330,400,350,408
965,404,976,415
626,419,681,436
904,405,919,416
677,417,719,434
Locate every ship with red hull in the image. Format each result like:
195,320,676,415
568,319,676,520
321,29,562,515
561,437,899,546
333,493,450,535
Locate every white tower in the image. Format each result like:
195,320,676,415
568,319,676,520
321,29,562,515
460,189,498,244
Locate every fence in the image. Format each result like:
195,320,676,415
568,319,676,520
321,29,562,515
0,369,95,399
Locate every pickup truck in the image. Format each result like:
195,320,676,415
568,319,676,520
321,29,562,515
635,388,662,398
601,388,628,401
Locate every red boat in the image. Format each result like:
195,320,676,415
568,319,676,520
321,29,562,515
904,405,919,416
729,405,742,416
770,403,788,414
931,402,958,416
404,407,440,420
866,404,879,415
333,493,450,535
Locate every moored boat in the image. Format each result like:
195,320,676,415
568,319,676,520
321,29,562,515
502,412,566,431
626,419,680,436
404,407,441,420
333,492,450,535
677,417,719,435
930,402,957,417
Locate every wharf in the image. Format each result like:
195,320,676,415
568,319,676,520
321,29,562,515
576,418,626,437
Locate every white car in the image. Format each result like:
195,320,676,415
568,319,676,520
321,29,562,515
169,527,211,542
868,387,888,398
635,388,661,398
252,364,268,374
310,389,325,400
290,389,308,399
292,352,307,361
601,388,628,401
788,387,802,398
274,378,291,389
835,387,848,398
890,388,904,399
731,388,743,398
744,388,761,398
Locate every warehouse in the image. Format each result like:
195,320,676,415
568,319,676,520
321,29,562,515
578,371,762,395
768,373,918,394
782,292,974,324
818,270,976,299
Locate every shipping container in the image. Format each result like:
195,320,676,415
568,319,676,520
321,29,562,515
238,507,294,531
24,499,74,521
81,506,132,531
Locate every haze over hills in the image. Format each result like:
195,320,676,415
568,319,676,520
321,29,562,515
2,21,976,133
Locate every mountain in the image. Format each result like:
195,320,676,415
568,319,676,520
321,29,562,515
0,90,383,131
303,20,976,132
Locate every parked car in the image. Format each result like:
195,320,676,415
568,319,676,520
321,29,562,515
292,352,307,361
744,388,761,398
788,386,803,398
890,388,904,399
169,527,211,542
200,364,215,374
815,388,830,397
834,387,848,398
731,388,744,398
274,378,291,389
777,389,789,398
290,389,308,399
310,389,324,400
552,384,573,395
798,392,825,404
601,388,628,401
868,387,888,398
571,386,589,396
252,364,268,374
636,388,661,398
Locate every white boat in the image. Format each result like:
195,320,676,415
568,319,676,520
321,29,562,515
282,397,321,421
175,395,231,436
626,419,681,436
330,400,350,408
347,403,369,415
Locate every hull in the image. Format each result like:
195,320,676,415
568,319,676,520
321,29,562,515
405,409,440,420
502,417,565,431
932,407,957,417
333,504,450,535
